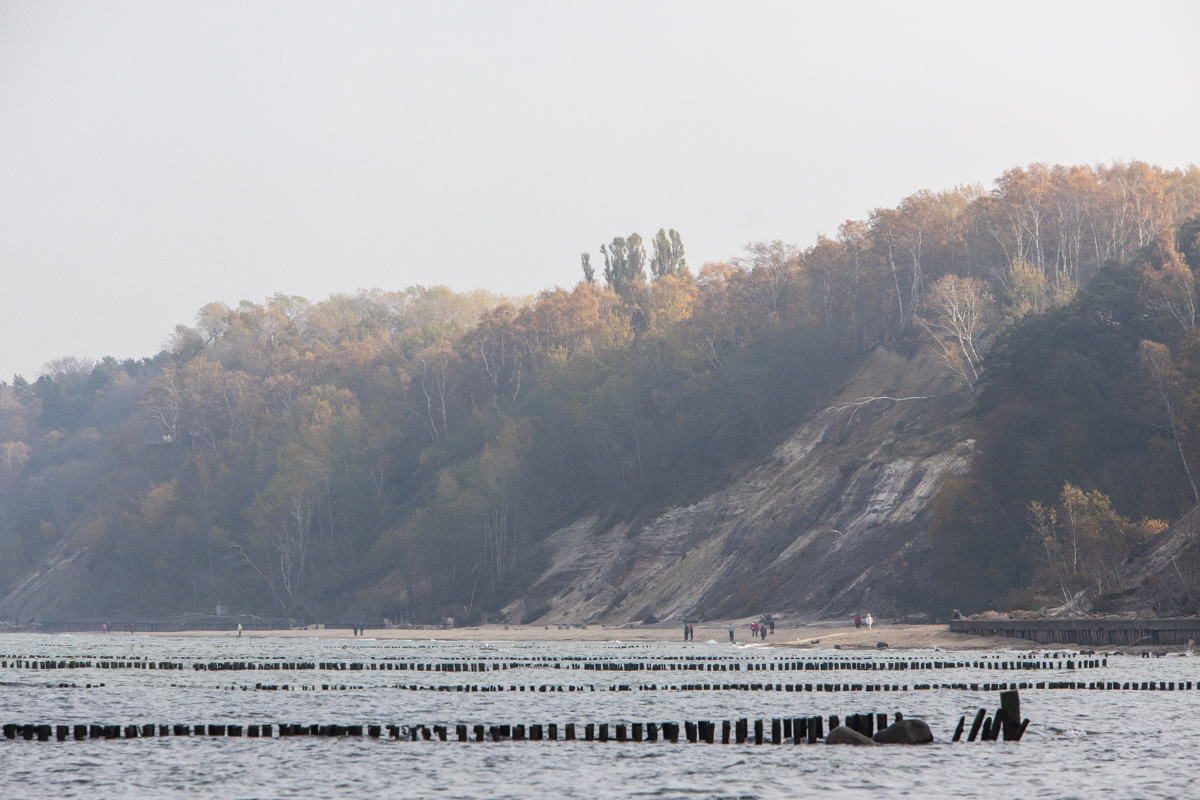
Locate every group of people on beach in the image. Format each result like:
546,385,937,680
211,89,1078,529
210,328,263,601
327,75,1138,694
718,619,774,643
682,623,695,641
854,613,873,630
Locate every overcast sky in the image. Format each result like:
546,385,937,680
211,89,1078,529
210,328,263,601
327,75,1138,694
1,1,1197,380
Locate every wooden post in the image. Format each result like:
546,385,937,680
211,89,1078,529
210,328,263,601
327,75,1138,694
967,708,985,742
565,723,576,741
632,722,642,742
771,718,781,744
722,720,731,744
548,723,558,741
754,719,763,745
952,716,965,742
1000,690,1021,740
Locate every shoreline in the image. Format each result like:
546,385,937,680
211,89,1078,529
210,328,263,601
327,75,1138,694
89,622,1040,651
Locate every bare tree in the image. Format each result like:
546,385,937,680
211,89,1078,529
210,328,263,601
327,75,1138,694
918,274,995,388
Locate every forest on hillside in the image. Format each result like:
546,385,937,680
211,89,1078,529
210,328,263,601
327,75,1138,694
2,161,1199,623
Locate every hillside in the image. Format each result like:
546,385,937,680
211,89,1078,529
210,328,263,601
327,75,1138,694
1,160,1198,627
507,341,972,625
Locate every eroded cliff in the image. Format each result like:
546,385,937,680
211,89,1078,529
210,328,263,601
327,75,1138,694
507,342,974,625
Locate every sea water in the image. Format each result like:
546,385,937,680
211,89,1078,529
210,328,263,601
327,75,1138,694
0,634,1196,799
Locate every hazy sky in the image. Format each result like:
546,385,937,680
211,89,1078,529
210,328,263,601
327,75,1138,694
2,1,1198,380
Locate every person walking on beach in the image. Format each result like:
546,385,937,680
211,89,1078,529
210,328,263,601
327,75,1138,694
237,623,243,637
102,622,108,634
865,613,873,630
689,624,695,641
728,624,735,643
854,614,862,630
683,623,689,642
769,619,774,635
751,621,759,639
129,622,135,634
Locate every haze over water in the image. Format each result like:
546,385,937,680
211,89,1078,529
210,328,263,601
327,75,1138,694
1,634,1196,798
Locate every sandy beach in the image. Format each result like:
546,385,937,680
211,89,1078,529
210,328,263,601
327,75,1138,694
143,621,1031,651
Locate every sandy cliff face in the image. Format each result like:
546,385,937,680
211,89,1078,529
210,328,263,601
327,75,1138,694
508,342,975,625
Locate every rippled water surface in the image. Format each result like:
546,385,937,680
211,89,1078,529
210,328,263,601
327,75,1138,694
1,633,1197,799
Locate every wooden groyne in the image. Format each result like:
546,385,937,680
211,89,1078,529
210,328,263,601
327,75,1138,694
949,618,1200,647
0,693,1025,744
0,654,1108,674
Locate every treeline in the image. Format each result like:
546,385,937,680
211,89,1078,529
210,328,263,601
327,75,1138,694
1,161,1198,623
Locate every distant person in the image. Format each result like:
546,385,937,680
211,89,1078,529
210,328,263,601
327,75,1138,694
751,621,759,639
129,622,135,634
237,623,243,637
769,620,775,635
102,623,108,634
728,624,735,643
683,623,689,642
952,609,962,620
690,624,695,641
854,614,862,630
866,614,873,630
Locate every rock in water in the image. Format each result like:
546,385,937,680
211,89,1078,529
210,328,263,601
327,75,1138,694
826,726,876,745
872,719,933,744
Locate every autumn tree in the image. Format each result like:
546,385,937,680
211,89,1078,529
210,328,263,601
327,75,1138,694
601,234,647,296
1140,229,1197,331
918,274,995,387
649,229,687,279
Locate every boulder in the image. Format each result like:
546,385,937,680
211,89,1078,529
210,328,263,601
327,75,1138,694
872,719,933,744
826,726,876,745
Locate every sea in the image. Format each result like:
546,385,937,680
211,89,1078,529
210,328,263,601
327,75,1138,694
0,633,1196,799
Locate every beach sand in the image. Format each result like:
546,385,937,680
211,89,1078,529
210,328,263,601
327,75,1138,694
147,622,1030,651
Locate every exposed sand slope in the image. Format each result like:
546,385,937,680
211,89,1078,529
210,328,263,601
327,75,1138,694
508,342,973,626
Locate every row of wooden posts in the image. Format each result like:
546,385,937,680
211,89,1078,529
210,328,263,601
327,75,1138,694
241,679,1182,693
1,715,892,744
3,686,1035,745
2,714,1028,745
0,656,1105,673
